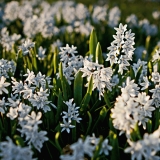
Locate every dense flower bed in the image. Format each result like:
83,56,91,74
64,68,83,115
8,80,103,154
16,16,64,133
0,0,160,160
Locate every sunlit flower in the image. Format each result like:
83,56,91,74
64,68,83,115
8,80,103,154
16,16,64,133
0,76,10,95
19,39,35,56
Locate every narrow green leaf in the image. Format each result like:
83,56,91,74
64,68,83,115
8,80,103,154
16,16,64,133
80,75,93,113
109,131,120,160
31,48,38,73
85,111,92,136
59,62,68,101
89,28,98,62
54,47,58,74
147,119,152,133
104,91,111,108
55,132,62,154
148,61,153,74
130,66,135,79
74,71,83,106
91,106,107,132
135,65,143,84
72,120,76,142
87,75,93,95
95,42,103,64
55,89,63,124
154,108,160,130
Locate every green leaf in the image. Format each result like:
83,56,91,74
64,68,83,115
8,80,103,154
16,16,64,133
55,89,64,124
130,66,135,79
91,106,107,132
31,48,38,73
104,91,111,108
109,131,120,160
95,42,103,64
89,28,98,62
72,120,76,142
55,132,62,154
148,61,153,75
80,75,93,113
53,46,58,74
147,119,152,133
59,62,68,101
135,65,143,84
14,135,25,147
74,71,83,106
85,111,92,136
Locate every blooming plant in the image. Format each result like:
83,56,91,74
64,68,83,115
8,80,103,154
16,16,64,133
0,0,160,160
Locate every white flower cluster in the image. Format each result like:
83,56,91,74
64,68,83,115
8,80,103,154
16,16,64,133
125,126,160,160
111,77,155,136
60,134,112,160
106,23,135,74
57,44,83,85
150,66,160,108
18,39,35,56
60,98,81,133
0,137,35,160
0,27,21,51
10,69,55,113
80,59,113,100
0,58,16,78
132,59,147,83
5,100,48,152
17,110,48,152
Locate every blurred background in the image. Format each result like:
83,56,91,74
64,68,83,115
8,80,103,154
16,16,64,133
3,0,160,23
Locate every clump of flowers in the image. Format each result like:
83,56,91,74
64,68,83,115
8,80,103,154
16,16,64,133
0,59,16,78
125,126,160,160
106,23,135,74
80,58,113,100
111,77,155,136
60,98,81,133
57,44,83,85
60,134,112,160
0,137,35,160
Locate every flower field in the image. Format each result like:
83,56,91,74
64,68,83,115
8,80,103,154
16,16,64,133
0,0,160,159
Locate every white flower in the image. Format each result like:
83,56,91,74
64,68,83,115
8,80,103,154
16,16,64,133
140,76,150,90
36,46,46,60
0,97,7,113
60,118,75,133
152,48,160,62
11,77,24,94
151,71,160,84
100,139,112,156
18,103,31,119
19,39,35,56
6,107,18,120
0,76,10,95
106,52,118,66
23,69,35,85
